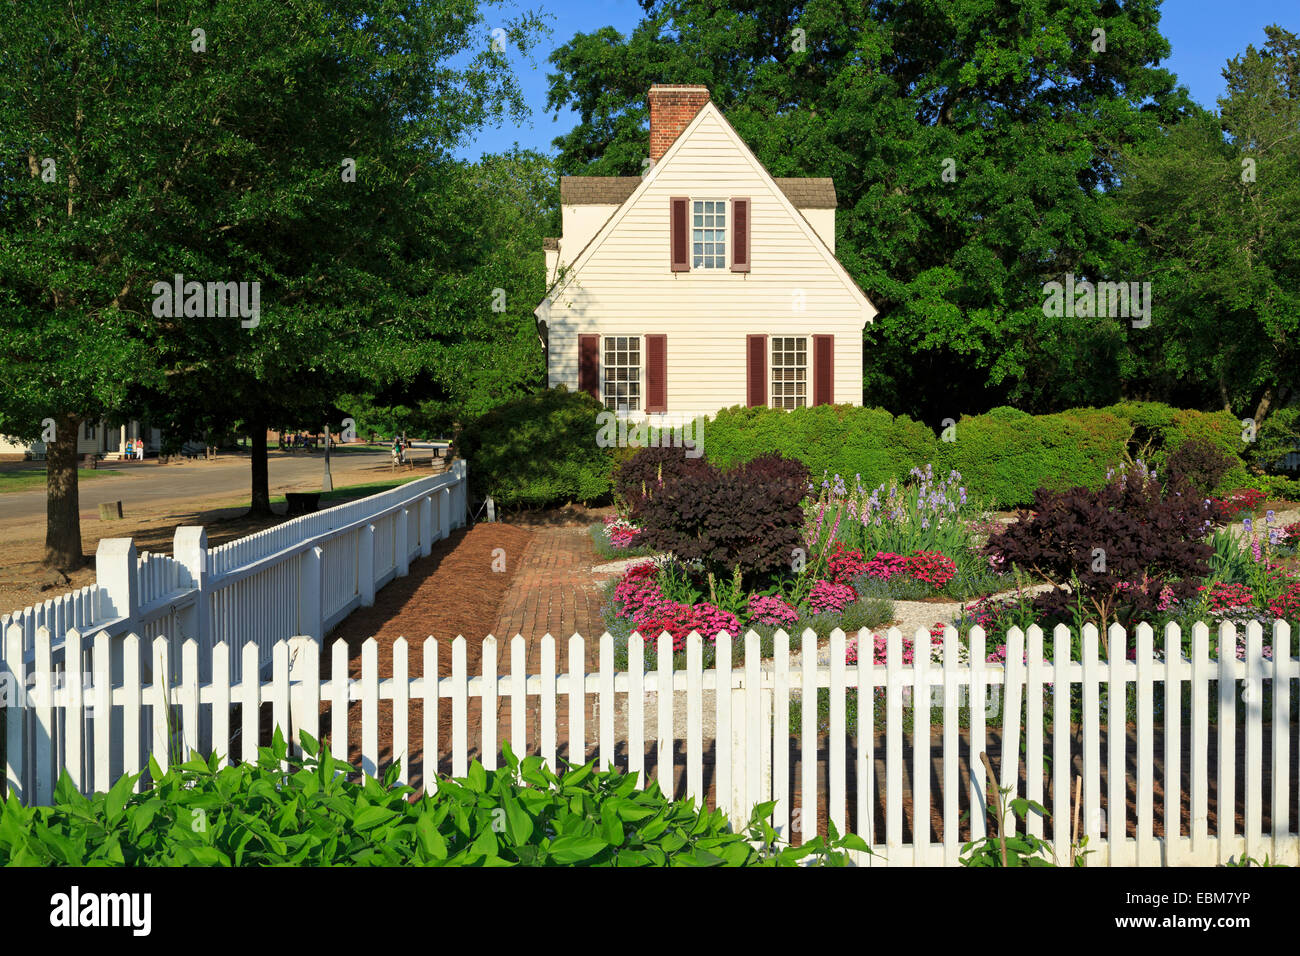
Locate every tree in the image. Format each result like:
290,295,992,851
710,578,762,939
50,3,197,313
0,0,548,563
1113,25,1300,427
544,0,1191,422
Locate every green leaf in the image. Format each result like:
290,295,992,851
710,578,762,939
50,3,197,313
546,834,608,864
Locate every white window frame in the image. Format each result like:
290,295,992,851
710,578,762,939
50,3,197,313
691,199,728,270
769,335,808,410
601,334,643,413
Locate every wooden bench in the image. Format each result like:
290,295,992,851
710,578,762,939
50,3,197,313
285,492,322,515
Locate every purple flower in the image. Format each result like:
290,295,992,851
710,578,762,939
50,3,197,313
1244,518,1254,533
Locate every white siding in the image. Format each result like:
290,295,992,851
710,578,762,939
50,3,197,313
543,106,871,417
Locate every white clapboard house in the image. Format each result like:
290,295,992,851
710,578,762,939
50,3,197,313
536,84,877,419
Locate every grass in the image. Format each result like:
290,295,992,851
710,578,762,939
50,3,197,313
0,468,123,494
265,476,425,508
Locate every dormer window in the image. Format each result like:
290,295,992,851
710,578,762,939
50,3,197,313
692,200,726,269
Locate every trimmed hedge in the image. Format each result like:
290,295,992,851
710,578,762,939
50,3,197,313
702,404,937,490
454,386,614,509
701,401,1250,509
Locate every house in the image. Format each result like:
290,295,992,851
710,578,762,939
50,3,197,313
0,420,162,461
535,84,877,420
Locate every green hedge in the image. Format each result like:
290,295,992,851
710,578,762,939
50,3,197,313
702,404,937,490
454,386,614,509
701,401,1251,509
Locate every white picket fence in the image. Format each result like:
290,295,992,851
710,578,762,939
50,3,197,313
0,463,468,800
4,618,1296,867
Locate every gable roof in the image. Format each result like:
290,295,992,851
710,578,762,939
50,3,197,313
561,176,837,209
539,101,876,323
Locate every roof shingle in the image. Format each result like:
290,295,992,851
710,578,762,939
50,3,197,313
560,176,836,208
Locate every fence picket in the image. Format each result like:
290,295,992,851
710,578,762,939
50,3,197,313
910,626,929,864
885,627,903,858
331,639,348,770
1025,625,1044,841
541,634,556,772
482,635,497,772
771,628,789,841
34,627,54,805
568,635,585,770
1082,625,1101,852
1108,622,1126,867
424,637,439,794
93,631,111,793
800,628,816,847
393,638,408,784
1244,621,1263,859
716,630,732,820
1051,624,1070,863
272,641,290,768
151,636,170,777
1272,622,1291,862
747,630,763,835
511,635,526,761
968,625,986,843
1164,624,1183,866
361,639,378,779
1218,623,1237,864
66,628,83,792
4,625,25,801
943,625,959,865
687,631,702,806
241,642,259,766
1136,622,1154,866
181,639,200,763
858,627,875,864
656,634,672,798
452,637,467,778
629,634,644,786
1191,622,1210,858
600,632,614,772
123,633,142,789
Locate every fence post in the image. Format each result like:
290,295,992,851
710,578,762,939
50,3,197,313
439,488,450,540
453,460,467,528
396,509,410,576
420,496,433,558
172,527,210,663
359,524,376,607
299,546,324,642
96,538,138,625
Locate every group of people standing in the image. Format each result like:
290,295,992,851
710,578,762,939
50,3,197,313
123,437,145,460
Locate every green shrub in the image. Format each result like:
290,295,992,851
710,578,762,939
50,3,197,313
0,730,866,866
703,404,937,490
1105,401,1249,491
454,386,614,509
938,406,1131,509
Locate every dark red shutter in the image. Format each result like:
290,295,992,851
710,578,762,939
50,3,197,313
646,335,667,413
670,197,689,272
731,198,750,272
813,334,834,406
578,334,600,400
746,335,767,407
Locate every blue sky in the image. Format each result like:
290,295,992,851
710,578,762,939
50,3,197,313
458,0,1299,161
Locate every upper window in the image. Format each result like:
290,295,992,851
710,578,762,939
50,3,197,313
603,335,641,411
770,337,807,410
692,200,726,269
83,421,96,440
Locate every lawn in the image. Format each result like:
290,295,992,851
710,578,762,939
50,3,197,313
0,468,123,494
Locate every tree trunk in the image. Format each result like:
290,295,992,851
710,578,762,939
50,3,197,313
248,410,272,515
44,412,85,570
1252,386,1276,429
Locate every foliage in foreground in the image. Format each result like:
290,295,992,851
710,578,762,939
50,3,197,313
0,730,866,867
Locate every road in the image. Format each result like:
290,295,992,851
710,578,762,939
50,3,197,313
0,449,407,523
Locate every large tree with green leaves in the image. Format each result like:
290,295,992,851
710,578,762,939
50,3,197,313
1113,25,1300,428
545,0,1191,422
1,0,546,566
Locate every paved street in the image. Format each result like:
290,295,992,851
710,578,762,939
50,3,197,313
0,448,409,524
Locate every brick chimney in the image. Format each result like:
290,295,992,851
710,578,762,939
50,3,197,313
648,85,710,163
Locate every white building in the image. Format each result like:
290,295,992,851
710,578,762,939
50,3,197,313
536,84,877,419
0,420,163,460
